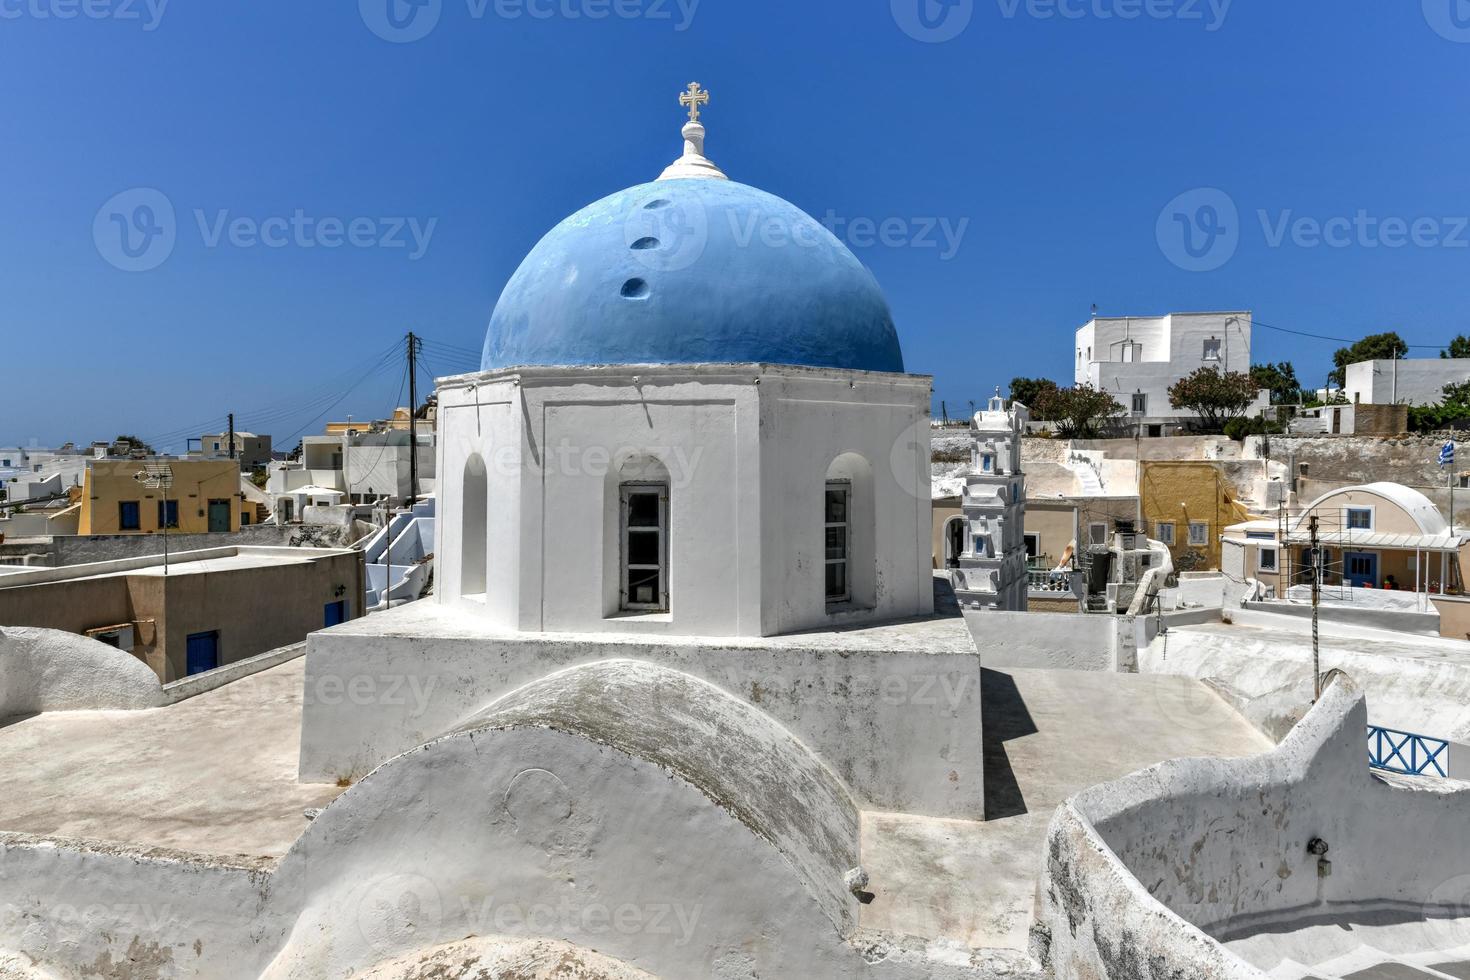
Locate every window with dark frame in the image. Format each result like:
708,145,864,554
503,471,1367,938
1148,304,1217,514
157,500,180,529
118,500,141,531
825,481,851,603
621,483,668,612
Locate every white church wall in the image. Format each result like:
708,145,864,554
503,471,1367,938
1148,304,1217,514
435,379,522,626
299,619,982,820
763,371,934,635
434,365,931,639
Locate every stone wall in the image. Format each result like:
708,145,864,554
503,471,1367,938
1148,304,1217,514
46,522,369,567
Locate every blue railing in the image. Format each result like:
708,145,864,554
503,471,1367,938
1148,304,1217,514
1368,725,1449,777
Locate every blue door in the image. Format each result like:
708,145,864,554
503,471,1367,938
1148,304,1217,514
1345,552,1379,589
185,631,219,676
324,600,348,628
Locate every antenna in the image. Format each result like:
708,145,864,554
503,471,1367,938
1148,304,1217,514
135,462,175,576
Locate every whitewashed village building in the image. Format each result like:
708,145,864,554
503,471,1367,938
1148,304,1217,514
952,391,1029,611
1074,310,1270,435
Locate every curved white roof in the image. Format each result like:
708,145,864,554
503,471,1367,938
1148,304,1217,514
1301,482,1448,535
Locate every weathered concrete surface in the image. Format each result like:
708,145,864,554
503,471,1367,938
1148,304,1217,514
1037,677,1470,980
460,660,862,936
0,626,164,718
265,660,1006,980
0,657,342,859
300,601,982,819
356,936,657,979
1143,615,1470,744
860,668,1271,952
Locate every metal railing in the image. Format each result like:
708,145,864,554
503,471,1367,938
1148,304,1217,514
1368,725,1449,777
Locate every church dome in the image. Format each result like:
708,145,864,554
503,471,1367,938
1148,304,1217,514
481,96,905,375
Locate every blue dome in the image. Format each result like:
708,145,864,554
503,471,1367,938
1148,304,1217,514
482,179,905,374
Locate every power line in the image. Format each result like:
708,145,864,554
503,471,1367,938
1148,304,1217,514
139,339,403,447
1249,316,1450,352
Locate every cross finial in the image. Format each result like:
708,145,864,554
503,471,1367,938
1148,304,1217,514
679,82,710,123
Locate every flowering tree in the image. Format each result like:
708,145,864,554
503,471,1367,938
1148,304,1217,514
1033,383,1124,439
1168,367,1259,432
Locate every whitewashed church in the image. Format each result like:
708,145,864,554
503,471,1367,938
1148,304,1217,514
434,84,934,636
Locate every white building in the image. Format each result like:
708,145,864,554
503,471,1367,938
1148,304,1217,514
952,391,1028,611
268,427,435,512
1344,357,1470,406
1074,310,1269,435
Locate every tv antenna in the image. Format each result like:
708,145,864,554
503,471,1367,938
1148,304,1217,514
135,462,175,575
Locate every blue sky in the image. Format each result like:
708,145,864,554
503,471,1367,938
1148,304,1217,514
2,0,1468,448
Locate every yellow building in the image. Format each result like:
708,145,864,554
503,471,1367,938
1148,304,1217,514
79,459,248,535
1138,461,1254,572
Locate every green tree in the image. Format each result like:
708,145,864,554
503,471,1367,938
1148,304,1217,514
1443,335,1470,359
1330,332,1407,387
1408,379,1470,433
1249,362,1302,404
1168,367,1260,432
112,434,155,455
1009,377,1059,416
1033,383,1124,439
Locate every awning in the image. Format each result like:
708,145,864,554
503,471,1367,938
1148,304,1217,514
1281,529,1467,553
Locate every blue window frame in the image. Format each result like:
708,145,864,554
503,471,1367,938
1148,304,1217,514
119,500,141,530
157,500,180,529
1347,508,1373,530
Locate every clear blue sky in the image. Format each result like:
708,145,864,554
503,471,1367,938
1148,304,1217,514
2,0,1468,449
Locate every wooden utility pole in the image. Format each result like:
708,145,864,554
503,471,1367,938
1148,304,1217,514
227,413,236,462
407,332,420,510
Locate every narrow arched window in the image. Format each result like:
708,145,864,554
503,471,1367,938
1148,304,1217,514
461,453,487,600
618,456,670,613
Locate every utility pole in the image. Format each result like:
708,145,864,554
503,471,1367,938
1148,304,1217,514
407,331,420,510
227,412,236,463
1310,514,1321,702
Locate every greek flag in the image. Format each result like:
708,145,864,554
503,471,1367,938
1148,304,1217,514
1441,441,1456,468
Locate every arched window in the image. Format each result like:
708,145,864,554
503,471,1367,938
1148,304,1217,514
825,454,875,610
461,453,487,600
617,456,670,613
945,516,965,569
